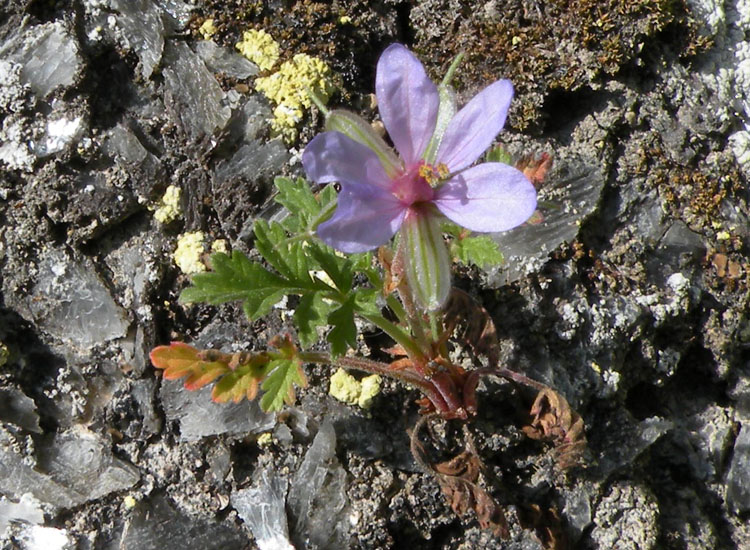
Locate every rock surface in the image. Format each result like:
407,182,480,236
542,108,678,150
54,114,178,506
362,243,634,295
0,1,749,549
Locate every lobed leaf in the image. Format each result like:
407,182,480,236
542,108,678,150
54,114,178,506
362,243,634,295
327,297,357,358
260,359,308,412
294,292,333,348
150,342,230,390
179,251,306,320
450,234,504,269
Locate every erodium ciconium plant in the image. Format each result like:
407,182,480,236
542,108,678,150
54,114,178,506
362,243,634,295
304,44,537,310
151,43,587,537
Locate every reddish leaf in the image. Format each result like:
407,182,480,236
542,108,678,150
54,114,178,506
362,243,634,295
150,342,229,389
516,152,553,187
150,342,271,405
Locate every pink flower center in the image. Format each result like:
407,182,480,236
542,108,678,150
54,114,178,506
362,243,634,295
390,162,445,206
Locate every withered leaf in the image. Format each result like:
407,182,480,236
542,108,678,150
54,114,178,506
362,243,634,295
523,388,586,470
427,448,508,538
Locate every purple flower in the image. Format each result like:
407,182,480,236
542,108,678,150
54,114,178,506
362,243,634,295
302,43,537,254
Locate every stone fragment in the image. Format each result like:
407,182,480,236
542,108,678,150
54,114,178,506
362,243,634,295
0,388,41,433
196,40,258,80
0,427,138,511
727,423,750,513
35,429,140,502
288,420,350,548
162,41,231,138
10,22,81,98
489,160,604,285
232,467,294,550
160,380,275,441
111,0,165,79
0,493,44,535
27,249,129,348
120,494,245,549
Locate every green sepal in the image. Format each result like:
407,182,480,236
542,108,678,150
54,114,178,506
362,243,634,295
401,211,451,311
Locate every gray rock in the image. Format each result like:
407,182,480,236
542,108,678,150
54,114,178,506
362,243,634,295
0,427,138,511
120,494,245,550
232,467,294,550
196,40,259,80
160,380,275,441
726,423,750,513
27,249,129,349
111,0,165,79
35,429,140,503
8,21,81,98
162,41,232,139
590,482,659,550
0,388,41,433
489,159,605,285
0,493,44,535
288,420,349,549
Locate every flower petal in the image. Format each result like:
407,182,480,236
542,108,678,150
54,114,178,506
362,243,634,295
302,132,390,189
436,79,514,172
433,162,537,232
317,183,407,253
375,44,439,167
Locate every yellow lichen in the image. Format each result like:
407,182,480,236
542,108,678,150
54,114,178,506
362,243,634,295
236,29,280,71
153,185,181,224
257,432,273,446
357,374,381,409
174,231,206,275
211,239,229,254
255,53,335,142
198,18,217,40
329,368,381,409
123,495,137,509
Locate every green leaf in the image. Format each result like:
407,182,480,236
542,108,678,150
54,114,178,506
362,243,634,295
273,176,321,230
327,297,357,358
260,359,307,412
295,293,333,348
254,220,316,286
451,235,504,269
485,145,513,164
308,242,353,292
180,251,301,320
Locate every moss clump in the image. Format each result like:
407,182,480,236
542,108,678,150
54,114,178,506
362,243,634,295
411,0,706,131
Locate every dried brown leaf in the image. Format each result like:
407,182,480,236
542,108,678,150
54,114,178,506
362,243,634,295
523,388,586,469
433,450,509,538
